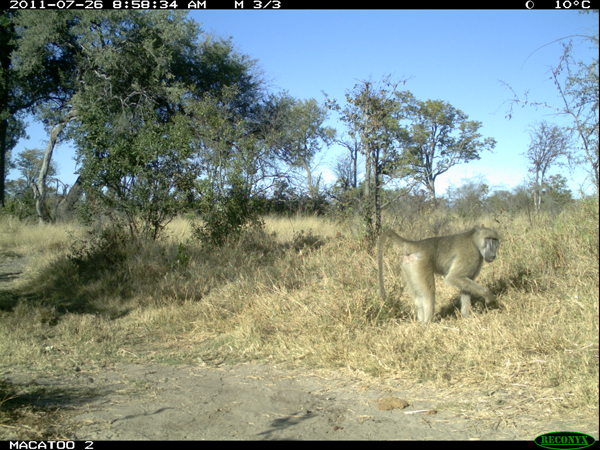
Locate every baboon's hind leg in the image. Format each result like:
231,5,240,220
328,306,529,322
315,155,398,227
404,259,435,324
418,289,435,324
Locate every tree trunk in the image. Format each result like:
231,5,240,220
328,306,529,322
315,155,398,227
373,146,382,236
426,176,436,203
33,119,69,223
362,141,374,237
0,118,7,208
301,158,317,198
0,18,12,209
533,171,541,212
364,141,371,200
351,140,358,189
56,175,83,221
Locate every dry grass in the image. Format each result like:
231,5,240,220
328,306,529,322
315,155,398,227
0,216,86,255
263,214,342,241
1,200,598,436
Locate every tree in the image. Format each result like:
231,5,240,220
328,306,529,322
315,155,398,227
446,177,490,219
524,121,570,212
3,149,15,181
503,28,599,193
70,11,212,238
325,77,409,239
33,117,78,222
545,174,573,208
335,131,361,190
4,11,282,237
14,148,58,189
0,10,74,208
187,86,259,194
186,85,298,243
396,92,496,202
332,152,358,193
6,10,92,221
558,36,599,192
5,147,61,219
79,110,198,239
277,98,335,198
13,11,267,237
6,11,216,226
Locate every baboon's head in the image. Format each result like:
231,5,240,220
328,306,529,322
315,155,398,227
475,227,500,263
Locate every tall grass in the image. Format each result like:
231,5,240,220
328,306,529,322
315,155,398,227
0,216,85,255
1,200,598,426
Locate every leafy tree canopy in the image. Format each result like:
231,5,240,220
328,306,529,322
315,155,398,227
395,91,496,201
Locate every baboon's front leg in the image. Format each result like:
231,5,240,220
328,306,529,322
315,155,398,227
460,290,471,318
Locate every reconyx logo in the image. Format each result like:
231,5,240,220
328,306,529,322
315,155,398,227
535,431,596,450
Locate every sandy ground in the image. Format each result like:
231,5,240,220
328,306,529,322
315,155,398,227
3,362,598,441
1,253,598,441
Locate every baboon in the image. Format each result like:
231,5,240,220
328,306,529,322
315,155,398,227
378,226,500,324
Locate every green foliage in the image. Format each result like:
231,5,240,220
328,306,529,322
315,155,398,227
1,10,71,205
69,12,216,238
184,86,271,246
544,174,573,207
257,179,329,216
13,148,58,189
325,76,409,237
2,146,65,220
69,224,130,275
446,178,490,219
487,185,532,215
185,85,336,235
194,36,260,109
326,78,496,236
275,97,336,196
186,85,261,190
524,121,571,212
193,177,264,247
395,91,496,200
171,243,190,270
3,11,340,233
0,188,36,220
78,108,198,239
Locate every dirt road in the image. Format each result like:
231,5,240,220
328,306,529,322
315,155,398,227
2,362,598,440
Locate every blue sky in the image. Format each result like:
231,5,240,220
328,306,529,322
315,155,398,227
9,10,598,197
